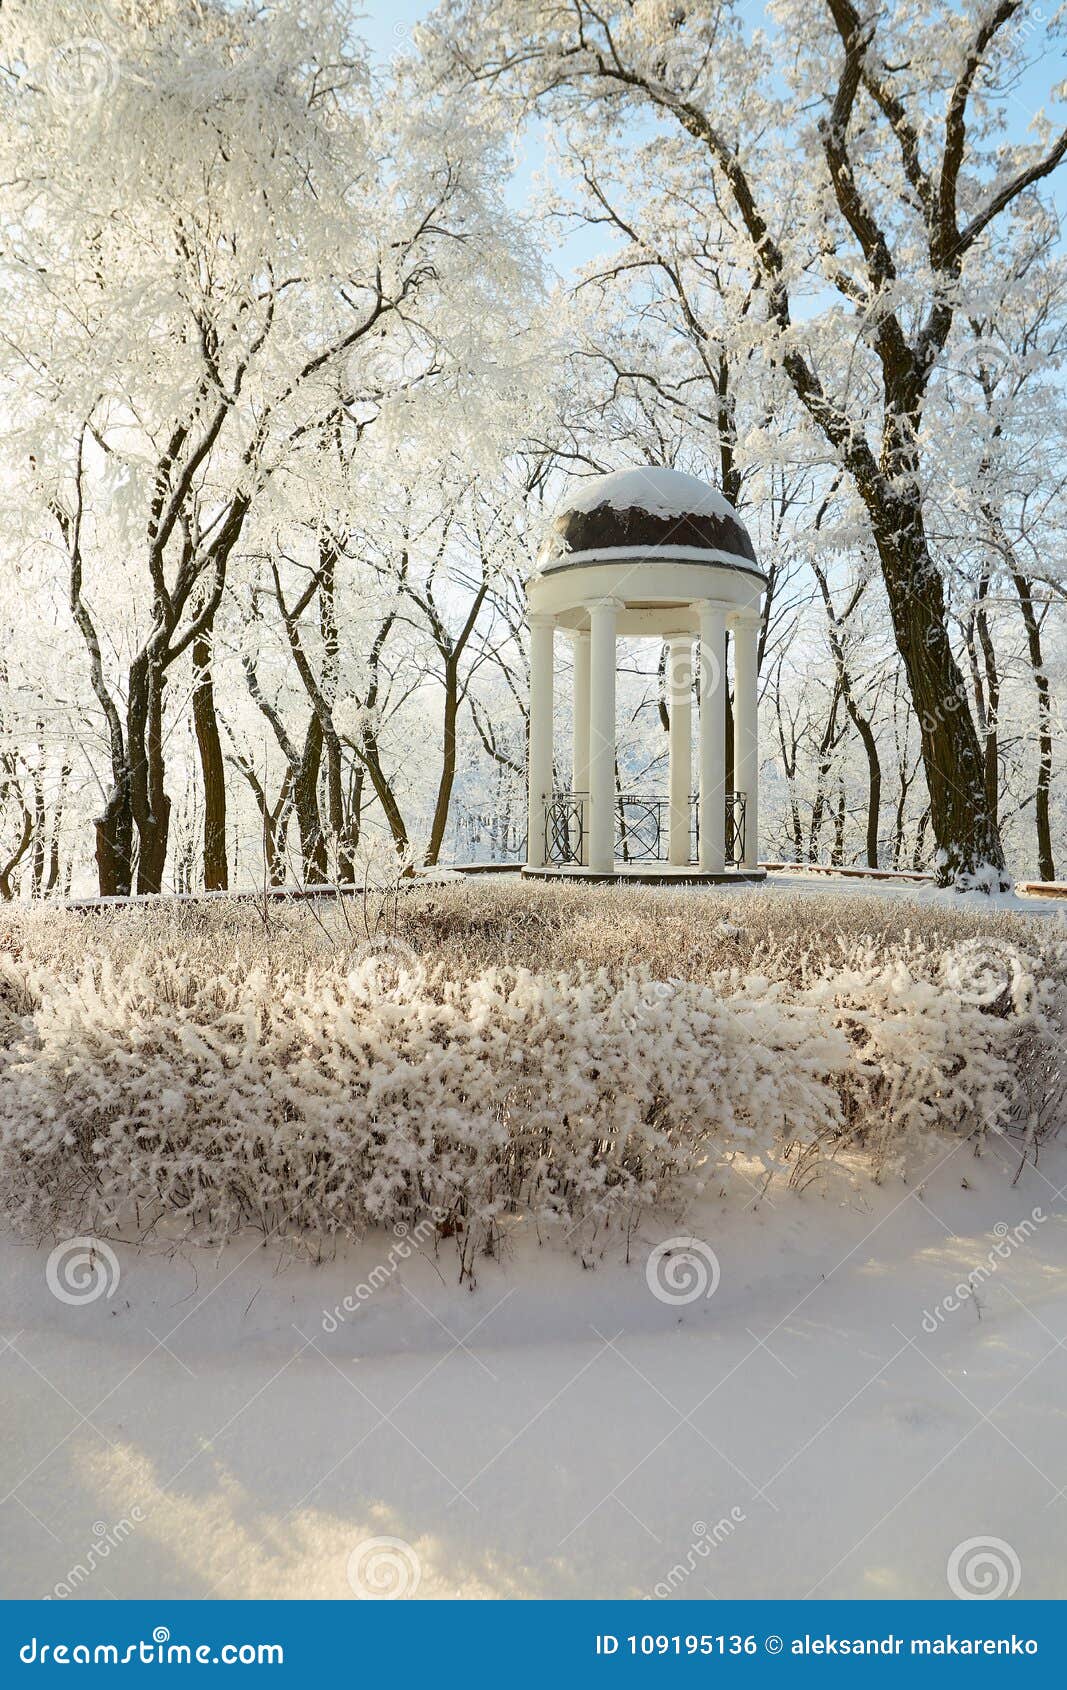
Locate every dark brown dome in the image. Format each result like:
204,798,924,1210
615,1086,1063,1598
541,467,758,571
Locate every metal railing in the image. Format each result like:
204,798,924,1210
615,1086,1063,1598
544,792,587,865
726,791,747,865
615,793,664,862
692,792,747,866
542,792,746,867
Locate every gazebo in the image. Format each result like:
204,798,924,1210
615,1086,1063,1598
523,466,766,882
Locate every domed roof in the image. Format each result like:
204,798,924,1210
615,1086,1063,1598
540,466,759,573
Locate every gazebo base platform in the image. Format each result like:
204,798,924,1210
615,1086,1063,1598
521,864,767,886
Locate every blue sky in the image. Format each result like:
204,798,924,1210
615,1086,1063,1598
359,0,1066,278
359,0,1067,131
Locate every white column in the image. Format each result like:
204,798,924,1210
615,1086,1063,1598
526,613,555,869
571,629,591,866
587,598,621,875
666,631,693,866
698,603,727,872
732,614,760,870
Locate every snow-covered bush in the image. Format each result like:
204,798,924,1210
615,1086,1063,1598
0,887,1062,1266
0,951,852,1268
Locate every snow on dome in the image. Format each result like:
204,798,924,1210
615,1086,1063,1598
540,465,758,570
561,466,736,522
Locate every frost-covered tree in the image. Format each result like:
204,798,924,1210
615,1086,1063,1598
0,0,1062,895
431,0,1067,885
0,0,534,893
925,217,1067,881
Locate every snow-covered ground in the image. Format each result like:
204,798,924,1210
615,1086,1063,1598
3,1132,1066,1601
763,870,1067,917
436,868,1067,918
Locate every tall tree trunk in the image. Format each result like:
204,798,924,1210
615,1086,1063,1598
808,685,841,861
0,816,33,900
892,746,921,871
325,738,354,882
127,650,171,893
58,456,134,896
294,713,326,883
348,766,365,859
1011,569,1056,880
856,718,881,869
773,679,803,862
315,540,354,883
360,733,410,859
776,726,803,861
425,659,460,867
913,805,931,872
892,785,907,870
192,627,228,890
95,777,134,897
962,608,989,798
831,779,846,866
413,555,488,869
45,760,70,894
974,571,1000,825
30,756,45,894
971,346,1051,879
264,773,293,886
811,560,881,866
230,757,292,887
872,493,1004,885
0,756,33,900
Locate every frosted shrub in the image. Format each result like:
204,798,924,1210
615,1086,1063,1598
792,951,1053,1172
0,887,1061,1267
0,953,852,1266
